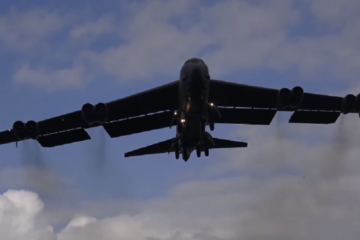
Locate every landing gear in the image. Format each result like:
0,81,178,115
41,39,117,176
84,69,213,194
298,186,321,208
175,146,179,159
209,121,214,131
182,145,189,161
204,145,209,157
196,145,201,157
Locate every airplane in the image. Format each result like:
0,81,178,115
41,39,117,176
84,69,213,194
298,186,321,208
0,57,359,161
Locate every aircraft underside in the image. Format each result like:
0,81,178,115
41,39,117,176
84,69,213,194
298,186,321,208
0,58,359,162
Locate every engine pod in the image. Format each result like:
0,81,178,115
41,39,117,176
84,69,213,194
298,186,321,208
81,103,95,124
81,102,108,125
341,94,356,114
13,121,26,140
277,88,291,109
93,103,108,124
25,120,39,140
290,86,304,108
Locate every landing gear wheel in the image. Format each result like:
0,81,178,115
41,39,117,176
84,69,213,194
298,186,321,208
204,146,209,157
175,147,179,159
209,122,214,131
196,146,201,158
182,146,189,161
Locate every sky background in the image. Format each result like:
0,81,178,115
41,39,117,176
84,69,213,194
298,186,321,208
1,0,360,239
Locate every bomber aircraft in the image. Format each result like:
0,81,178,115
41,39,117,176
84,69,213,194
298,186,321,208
0,58,359,161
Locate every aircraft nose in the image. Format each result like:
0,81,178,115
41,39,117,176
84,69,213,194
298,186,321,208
188,63,206,79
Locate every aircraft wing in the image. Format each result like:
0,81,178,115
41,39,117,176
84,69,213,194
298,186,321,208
0,81,179,147
209,79,344,111
209,79,350,125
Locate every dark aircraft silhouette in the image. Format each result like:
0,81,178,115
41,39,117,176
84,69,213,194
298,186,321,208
0,58,359,161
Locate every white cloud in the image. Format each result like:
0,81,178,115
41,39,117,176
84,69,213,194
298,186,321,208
12,65,89,92
81,0,214,81
68,15,116,40
6,0,360,91
0,166,66,199
77,0,360,85
0,190,56,240
83,0,299,81
0,9,68,51
306,0,360,26
3,114,360,240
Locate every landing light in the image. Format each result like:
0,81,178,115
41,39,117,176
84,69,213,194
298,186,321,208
210,103,214,106
174,111,177,115
181,119,186,123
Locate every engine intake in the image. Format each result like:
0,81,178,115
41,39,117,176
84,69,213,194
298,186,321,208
290,86,304,108
12,120,39,140
25,121,39,140
13,121,26,140
81,102,108,125
82,103,94,115
277,87,304,109
277,88,291,109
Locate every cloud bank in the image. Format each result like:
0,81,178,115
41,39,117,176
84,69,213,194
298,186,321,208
1,0,360,91
2,115,360,240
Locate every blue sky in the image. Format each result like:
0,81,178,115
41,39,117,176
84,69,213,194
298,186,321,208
1,0,360,239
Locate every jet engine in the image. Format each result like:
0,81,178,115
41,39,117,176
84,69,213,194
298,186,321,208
81,102,108,125
277,87,304,109
290,86,304,108
25,121,39,139
12,120,39,140
341,94,357,114
277,88,291,109
13,121,26,140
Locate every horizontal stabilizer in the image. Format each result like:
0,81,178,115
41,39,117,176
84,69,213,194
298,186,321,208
37,129,91,147
215,108,276,125
103,112,174,138
124,138,174,157
209,138,248,149
124,137,247,158
289,111,340,124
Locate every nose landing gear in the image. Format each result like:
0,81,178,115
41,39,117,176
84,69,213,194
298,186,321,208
182,145,189,161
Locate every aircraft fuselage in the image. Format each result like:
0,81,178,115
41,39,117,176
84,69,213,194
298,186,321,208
176,58,211,161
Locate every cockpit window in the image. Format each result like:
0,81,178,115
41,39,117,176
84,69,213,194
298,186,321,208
184,58,205,65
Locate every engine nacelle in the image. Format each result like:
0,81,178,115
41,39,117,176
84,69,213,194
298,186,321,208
277,87,304,109
81,102,108,125
13,121,26,140
12,120,39,140
342,94,357,114
25,120,39,140
277,88,291,109
290,86,304,108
